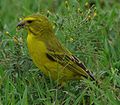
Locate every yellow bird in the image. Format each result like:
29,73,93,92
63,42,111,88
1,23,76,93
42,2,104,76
17,14,95,83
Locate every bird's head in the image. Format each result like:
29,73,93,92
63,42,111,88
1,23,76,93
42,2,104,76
17,14,53,36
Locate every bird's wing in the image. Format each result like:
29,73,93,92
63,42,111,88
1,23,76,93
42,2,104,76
46,51,95,80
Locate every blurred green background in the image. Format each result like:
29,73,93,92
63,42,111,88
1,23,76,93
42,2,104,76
0,0,120,105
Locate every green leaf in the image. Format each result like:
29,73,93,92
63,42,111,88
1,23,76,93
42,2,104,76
21,86,28,105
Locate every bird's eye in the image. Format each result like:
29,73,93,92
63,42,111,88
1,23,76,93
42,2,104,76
27,20,33,23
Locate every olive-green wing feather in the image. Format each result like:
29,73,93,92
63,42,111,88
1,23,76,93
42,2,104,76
46,51,95,80
43,33,95,80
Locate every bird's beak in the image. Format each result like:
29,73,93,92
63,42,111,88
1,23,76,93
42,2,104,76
16,20,26,30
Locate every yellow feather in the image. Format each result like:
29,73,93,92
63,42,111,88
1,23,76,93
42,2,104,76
27,31,75,81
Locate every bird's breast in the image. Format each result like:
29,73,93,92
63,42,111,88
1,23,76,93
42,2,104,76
27,34,47,67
